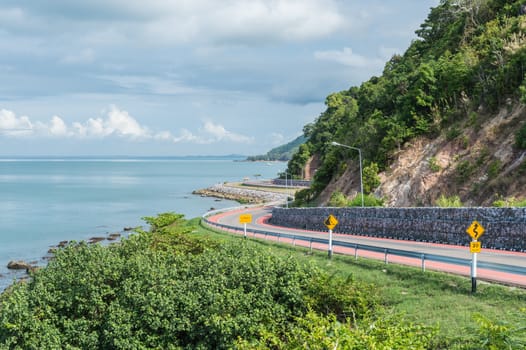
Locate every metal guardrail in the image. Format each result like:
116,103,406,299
202,216,526,277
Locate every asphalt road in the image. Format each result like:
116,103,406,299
208,205,526,287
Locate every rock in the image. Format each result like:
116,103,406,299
58,240,69,248
88,237,105,244
123,227,134,231
7,260,32,270
107,233,121,241
48,248,57,254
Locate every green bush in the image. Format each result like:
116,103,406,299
0,213,391,349
428,156,441,172
435,194,463,207
363,162,381,194
493,197,526,207
348,194,384,207
516,124,526,149
328,191,348,207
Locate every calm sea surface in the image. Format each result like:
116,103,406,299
0,157,285,289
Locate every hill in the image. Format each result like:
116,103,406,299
246,135,306,161
285,0,526,207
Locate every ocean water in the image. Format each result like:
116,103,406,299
0,157,286,289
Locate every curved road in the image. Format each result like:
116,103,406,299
208,205,526,288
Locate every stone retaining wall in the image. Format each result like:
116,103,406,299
270,207,526,252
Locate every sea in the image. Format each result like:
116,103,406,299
0,156,286,290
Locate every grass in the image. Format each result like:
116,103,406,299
193,218,526,348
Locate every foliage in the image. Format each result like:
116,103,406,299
516,123,526,149
247,135,307,161
236,310,437,350
282,0,526,203
348,194,384,207
362,162,381,194
472,312,526,349
328,191,348,207
428,156,441,172
492,196,526,207
435,194,463,207
0,213,392,349
285,143,311,179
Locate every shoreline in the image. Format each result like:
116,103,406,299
193,182,288,204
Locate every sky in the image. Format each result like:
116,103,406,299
0,0,439,156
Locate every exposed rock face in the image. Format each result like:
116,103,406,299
320,104,526,207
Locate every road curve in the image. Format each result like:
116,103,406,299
207,205,526,288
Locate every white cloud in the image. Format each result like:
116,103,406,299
41,0,344,45
202,121,253,143
0,109,33,136
48,115,69,136
314,47,384,68
0,107,254,145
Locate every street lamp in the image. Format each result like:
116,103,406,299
330,141,364,207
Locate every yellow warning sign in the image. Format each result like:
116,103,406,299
466,220,485,240
470,241,482,253
239,214,252,224
324,214,338,230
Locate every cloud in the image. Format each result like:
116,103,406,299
314,47,384,68
0,109,33,136
98,75,197,95
201,121,253,143
15,0,345,45
0,107,254,145
60,48,95,64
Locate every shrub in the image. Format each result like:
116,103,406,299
428,156,441,172
516,124,526,149
328,191,348,207
493,197,526,207
348,194,384,207
435,194,463,207
363,162,381,194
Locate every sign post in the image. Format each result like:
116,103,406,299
239,214,252,238
466,220,485,294
324,214,338,259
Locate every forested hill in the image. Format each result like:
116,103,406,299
247,135,306,161
286,0,526,207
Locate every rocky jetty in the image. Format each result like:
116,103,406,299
193,183,287,204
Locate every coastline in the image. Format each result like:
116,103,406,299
192,182,288,204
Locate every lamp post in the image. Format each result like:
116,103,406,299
285,172,288,208
330,141,364,208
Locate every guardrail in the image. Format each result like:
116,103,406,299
202,215,526,277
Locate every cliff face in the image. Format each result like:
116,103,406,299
318,101,526,207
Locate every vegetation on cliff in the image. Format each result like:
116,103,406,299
286,0,526,206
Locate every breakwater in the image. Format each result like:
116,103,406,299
193,183,287,204
271,207,526,252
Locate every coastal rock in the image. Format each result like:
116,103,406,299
123,227,134,231
58,240,69,248
7,260,33,270
193,183,287,204
88,237,106,244
107,233,121,241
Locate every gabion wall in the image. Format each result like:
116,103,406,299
270,207,526,252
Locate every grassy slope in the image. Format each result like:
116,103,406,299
194,218,526,347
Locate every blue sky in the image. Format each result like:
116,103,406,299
0,0,439,156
